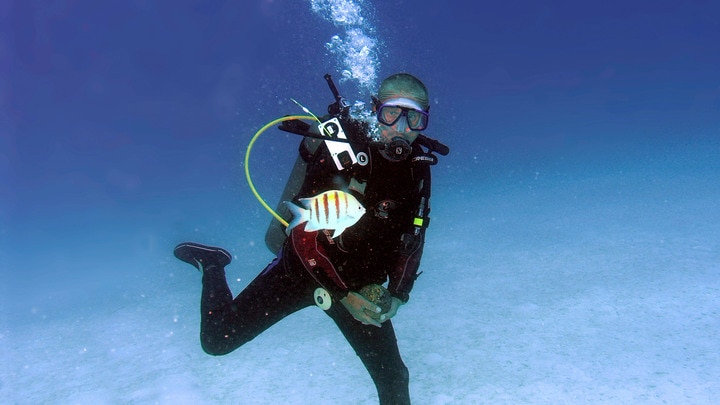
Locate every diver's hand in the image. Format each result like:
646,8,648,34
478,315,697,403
341,292,382,327
378,297,404,323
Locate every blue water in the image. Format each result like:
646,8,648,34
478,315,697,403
2,1,719,403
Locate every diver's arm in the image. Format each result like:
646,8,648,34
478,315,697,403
387,162,431,304
387,230,425,303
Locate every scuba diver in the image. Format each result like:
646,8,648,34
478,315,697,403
174,72,448,405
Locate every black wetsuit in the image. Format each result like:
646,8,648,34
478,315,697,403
198,118,432,405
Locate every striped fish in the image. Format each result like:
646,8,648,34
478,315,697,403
285,190,366,238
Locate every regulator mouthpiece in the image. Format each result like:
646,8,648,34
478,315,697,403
379,137,412,162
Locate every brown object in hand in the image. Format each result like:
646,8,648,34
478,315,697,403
359,284,393,319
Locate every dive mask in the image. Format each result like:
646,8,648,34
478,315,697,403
375,97,429,131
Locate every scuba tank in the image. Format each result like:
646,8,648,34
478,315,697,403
264,74,358,254
265,134,323,254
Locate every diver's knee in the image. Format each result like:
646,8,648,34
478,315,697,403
201,341,231,356
200,334,237,356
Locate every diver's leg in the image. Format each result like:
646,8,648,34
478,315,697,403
174,242,315,355
326,305,411,405
174,243,235,331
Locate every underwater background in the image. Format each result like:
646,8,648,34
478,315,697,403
2,0,719,403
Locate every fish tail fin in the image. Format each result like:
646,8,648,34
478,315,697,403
284,201,308,233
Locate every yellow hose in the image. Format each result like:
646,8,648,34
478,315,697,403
244,115,317,227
